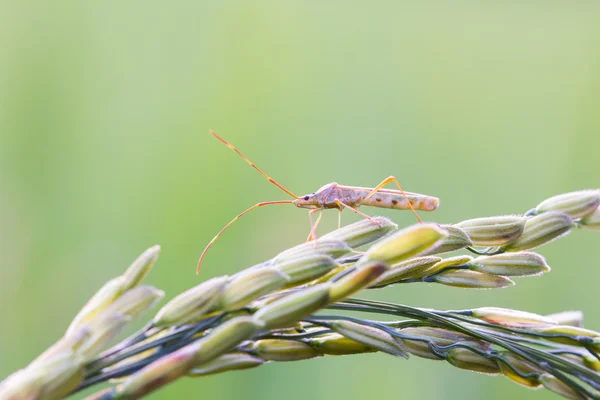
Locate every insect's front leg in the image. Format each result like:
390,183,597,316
306,209,323,242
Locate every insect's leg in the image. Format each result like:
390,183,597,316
306,209,323,242
334,200,382,227
211,131,298,199
338,208,342,230
361,176,422,223
196,199,294,274
308,208,316,233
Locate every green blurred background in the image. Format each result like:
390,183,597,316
1,1,599,399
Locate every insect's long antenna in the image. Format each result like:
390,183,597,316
196,200,295,274
211,131,299,199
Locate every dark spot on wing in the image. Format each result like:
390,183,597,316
392,199,398,205
375,198,382,202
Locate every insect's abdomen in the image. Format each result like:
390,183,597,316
361,192,439,211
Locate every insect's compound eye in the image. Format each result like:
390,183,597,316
303,195,310,201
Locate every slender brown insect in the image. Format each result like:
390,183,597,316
196,131,440,274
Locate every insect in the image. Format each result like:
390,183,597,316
196,131,440,274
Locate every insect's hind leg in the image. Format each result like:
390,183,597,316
361,176,422,223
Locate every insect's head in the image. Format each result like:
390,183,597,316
293,193,319,209
293,183,337,209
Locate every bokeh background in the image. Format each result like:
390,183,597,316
1,2,599,399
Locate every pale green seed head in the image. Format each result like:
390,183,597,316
28,351,84,400
320,216,398,248
429,270,514,289
66,276,128,336
191,316,259,364
329,320,408,358
187,353,264,377
118,316,258,398
503,211,575,252
446,348,500,375
309,264,352,285
560,352,586,371
587,336,600,359
535,190,600,220
580,206,600,231
67,247,161,336
469,252,550,277
273,254,338,286
583,354,600,372
122,245,161,291
498,352,541,388
34,326,91,365
103,286,164,321
378,255,476,287
251,339,321,362
153,276,228,327
272,239,351,265
360,223,447,266
78,314,132,361
370,256,442,287
545,310,584,327
400,327,489,360
117,344,198,399
454,216,526,246
328,262,387,302
419,225,473,255
532,325,600,346
400,327,473,345
0,368,43,400
252,285,330,329
101,341,161,376
76,286,163,359
220,267,288,310
539,374,586,400
427,255,473,274
398,340,442,360
401,327,490,348
471,307,557,328
309,333,376,355
99,329,175,376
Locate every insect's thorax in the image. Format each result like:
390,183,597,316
314,184,367,209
